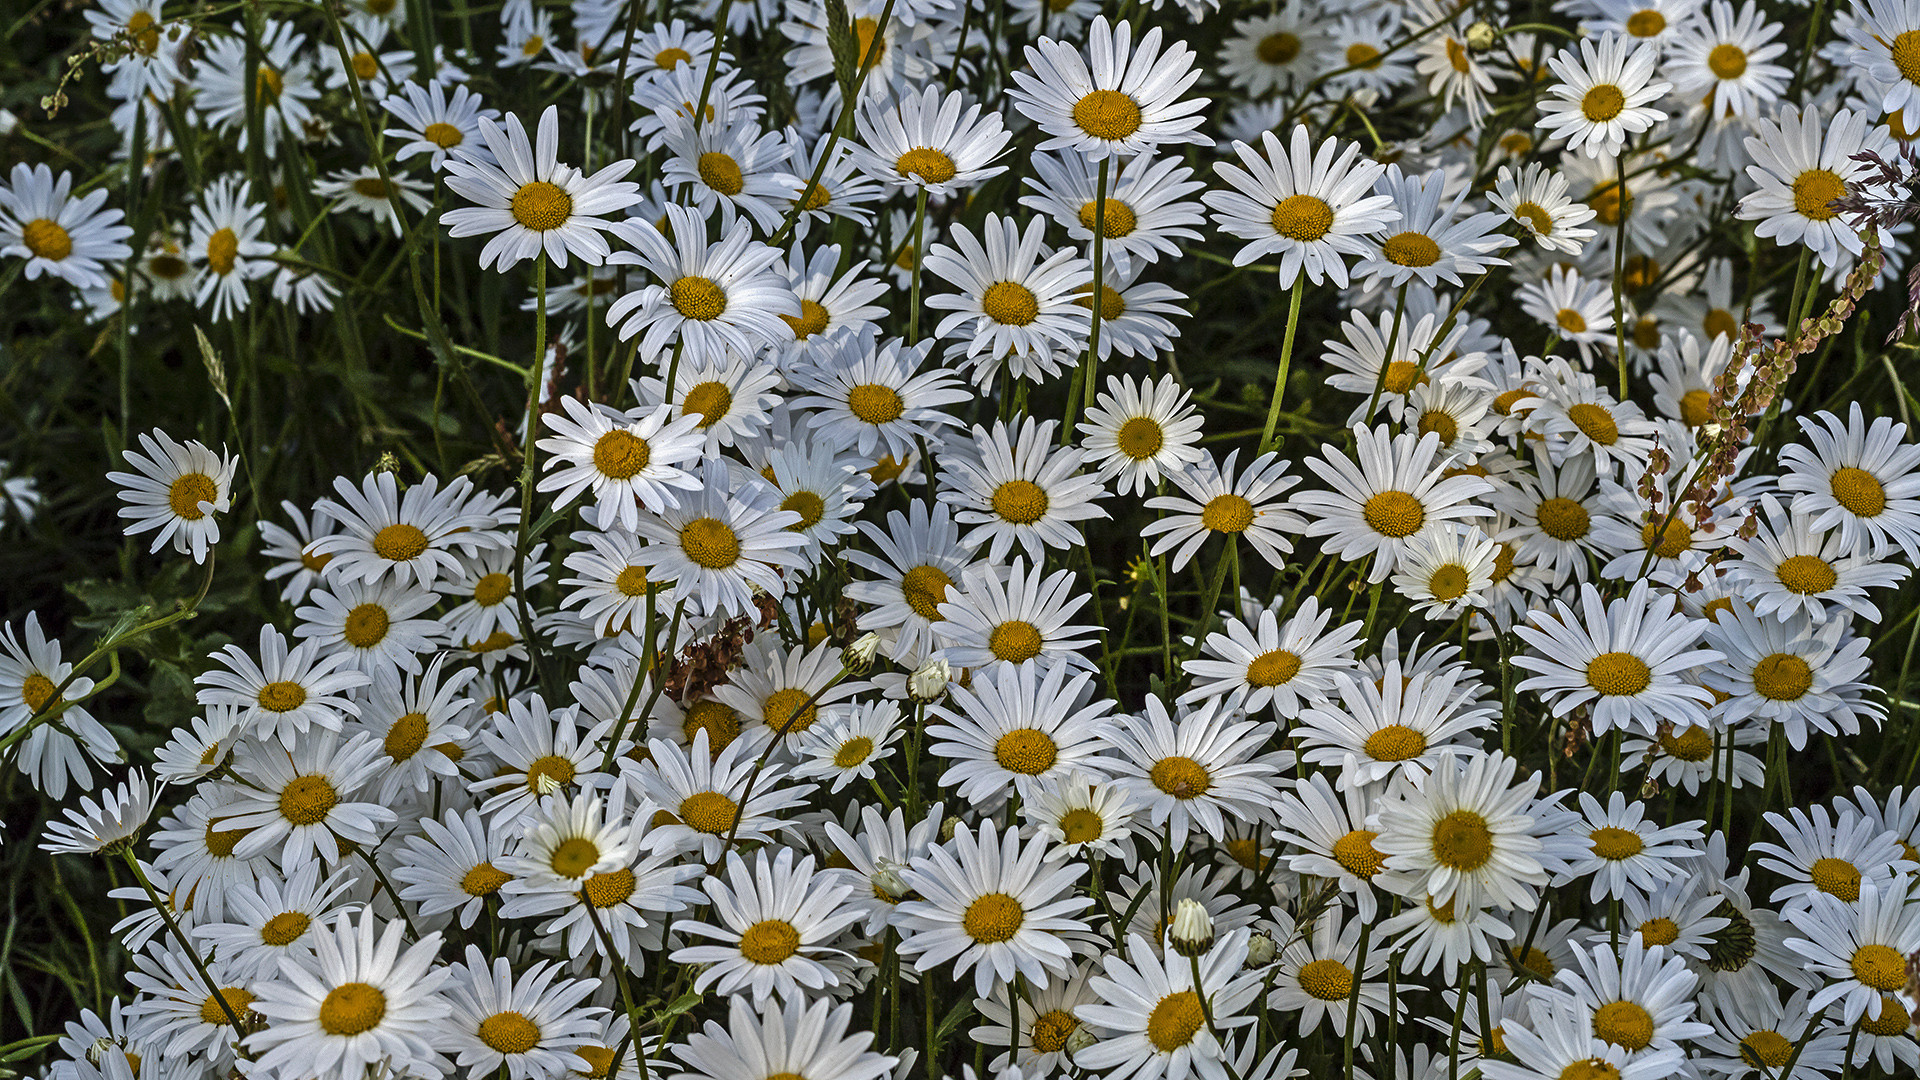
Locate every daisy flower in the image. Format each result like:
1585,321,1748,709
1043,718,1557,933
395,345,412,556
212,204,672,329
382,80,498,171
973,965,1102,1077
924,213,1092,361
821,801,948,937
1410,0,1496,122
441,105,641,270
674,848,862,1004
1848,0,1920,115
1563,790,1705,903
708,638,871,744
1218,4,1327,96
1518,265,1618,364
844,502,982,665
438,543,546,651
259,499,341,604
790,327,971,461
934,559,1100,673
775,243,890,358
192,20,319,154
313,167,431,236
1753,803,1912,915
471,695,620,825
443,946,604,1080
1489,162,1599,255
218,730,395,866
194,625,370,747
1371,749,1549,912
1294,425,1496,582
631,462,808,618
1703,605,1879,749
1019,151,1207,275
627,731,815,861
537,397,705,531
1271,773,1388,920
635,351,781,455
605,204,800,359
896,821,1091,996
294,577,443,676
1524,357,1659,474
852,84,1010,196
1074,929,1262,1080
941,418,1107,563
1554,937,1720,1054
390,808,513,928
1737,106,1894,267
1080,374,1208,496
244,909,452,1080
671,997,895,1080
660,116,798,233
1268,908,1395,1039
1142,449,1305,572
1010,16,1210,161
1356,164,1515,291
927,660,1119,803
309,471,504,590
1294,659,1497,783
791,699,903,792
750,435,876,561
1204,125,1397,284
1179,595,1364,720
187,177,274,322
1021,772,1141,864
1695,982,1850,1080
1778,403,1920,561
1537,34,1669,157
191,860,355,981
1390,525,1501,620
1666,0,1789,121
1106,695,1281,845
1512,580,1720,737
106,429,235,563
1480,994,1686,1080
0,163,133,289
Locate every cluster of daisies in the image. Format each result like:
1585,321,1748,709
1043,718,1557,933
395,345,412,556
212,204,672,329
13,0,1920,1076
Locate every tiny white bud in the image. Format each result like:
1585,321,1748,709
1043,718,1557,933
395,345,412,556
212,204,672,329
1169,898,1214,956
1245,931,1278,968
1465,21,1497,51
871,859,910,900
844,631,882,671
909,658,951,702
1066,1026,1099,1057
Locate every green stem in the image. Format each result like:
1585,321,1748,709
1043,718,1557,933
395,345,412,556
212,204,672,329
1258,279,1305,453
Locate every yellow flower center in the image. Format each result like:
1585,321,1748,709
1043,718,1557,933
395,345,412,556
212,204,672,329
1031,1008,1079,1053
670,275,728,320
1626,9,1665,35
1586,652,1652,696
900,564,954,620
461,862,511,896
1059,807,1106,844
1383,231,1442,268
740,919,802,963
1812,857,1863,901
896,147,958,185
205,226,240,275
616,566,650,597
510,181,572,231
342,603,390,649
1894,30,1920,84
200,987,255,1026
1775,554,1837,594
549,837,600,877
1708,43,1747,78
994,728,1058,775
847,383,905,424
1201,492,1256,533
764,687,817,734
1557,1060,1621,1080
318,982,386,1036
833,736,875,768
1150,755,1211,799
1362,490,1424,538
1581,84,1626,122
655,46,692,68
279,775,337,826
853,16,885,63
1299,958,1355,1001
1246,649,1302,687
372,522,429,561
1830,466,1887,516
1638,916,1680,946
1071,89,1143,140
1073,283,1126,320
780,490,826,531
525,753,577,793
256,65,283,103
680,517,741,569
1347,42,1382,67
1115,417,1163,460
22,218,73,261
1533,496,1591,541
1365,723,1428,762
988,620,1044,663
992,479,1049,524
1564,403,1618,445
1078,197,1138,238
962,892,1025,943
1271,193,1335,241
1590,826,1644,861
1146,991,1205,1051
696,152,744,196
781,299,832,339
1659,725,1714,762
981,281,1041,326
1332,829,1384,878
1861,996,1912,1036
682,700,740,753
21,672,58,713
260,910,310,946
1792,169,1847,221
1511,200,1555,236
1431,809,1494,870
1752,653,1813,701
679,790,739,834
479,1011,542,1055
1427,563,1470,600
1258,31,1302,63
423,122,463,148
1593,1001,1654,1051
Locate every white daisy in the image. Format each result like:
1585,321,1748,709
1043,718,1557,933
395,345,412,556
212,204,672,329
441,105,641,270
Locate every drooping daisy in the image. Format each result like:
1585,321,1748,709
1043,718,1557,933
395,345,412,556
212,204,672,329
1204,125,1397,284
1512,579,1720,737
106,429,236,563
1180,596,1364,720
1489,162,1599,255
1371,749,1549,912
442,105,641,270
0,163,134,290
244,909,452,1080
1778,403,1920,561
1737,106,1894,268
605,204,800,359
934,558,1100,673
1536,33,1670,157
896,821,1091,996
674,847,861,1004
1295,425,1496,581
1010,16,1210,161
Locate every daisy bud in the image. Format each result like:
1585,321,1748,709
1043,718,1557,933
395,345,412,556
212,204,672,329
1465,21,1497,51
940,814,961,842
1066,1026,1099,1058
843,631,882,673
1168,898,1213,957
909,658,951,702
870,860,911,900
1246,932,1278,968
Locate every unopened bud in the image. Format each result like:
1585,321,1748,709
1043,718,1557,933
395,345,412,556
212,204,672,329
1066,1026,1099,1057
1465,21,1497,51
1169,898,1214,957
871,859,910,900
909,659,951,702
1245,932,1278,968
844,632,882,673
941,814,961,842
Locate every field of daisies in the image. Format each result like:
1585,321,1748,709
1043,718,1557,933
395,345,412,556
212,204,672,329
13,0,1920,1076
